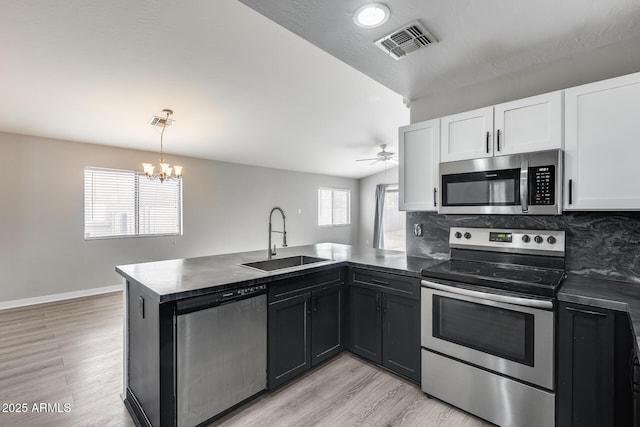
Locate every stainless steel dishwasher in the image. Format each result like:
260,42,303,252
175,284,267,427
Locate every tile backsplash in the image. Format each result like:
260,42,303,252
406,211,640,283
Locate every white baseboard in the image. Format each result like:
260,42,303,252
0,284,123,311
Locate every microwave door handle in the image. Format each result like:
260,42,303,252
520,159,529,213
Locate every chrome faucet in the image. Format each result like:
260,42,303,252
268,207,287,259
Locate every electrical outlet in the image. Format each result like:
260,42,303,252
414,223,423,237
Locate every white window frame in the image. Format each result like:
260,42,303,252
381,184,406,252
84,167,183,240
318,187,351,227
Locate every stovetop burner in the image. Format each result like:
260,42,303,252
420,227,567,298
422,259,565,297
492,270,544,283
447,262,482,275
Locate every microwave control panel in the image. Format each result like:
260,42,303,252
529,165,555,205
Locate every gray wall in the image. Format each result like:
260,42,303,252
0,132,358,303
358,166,399,249
406,212,640,284
410,35,640,123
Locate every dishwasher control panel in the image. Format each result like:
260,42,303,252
225,284,267,299
176,284,267,315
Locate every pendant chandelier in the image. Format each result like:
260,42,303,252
142,108,183,182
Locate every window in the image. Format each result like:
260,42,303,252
84,167,182,239
318,188,351,226
381,185,406,251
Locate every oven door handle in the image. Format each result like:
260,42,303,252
520,159,529,213
421,280,553,309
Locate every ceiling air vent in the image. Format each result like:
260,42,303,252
149,115,175,128
375,20,437,60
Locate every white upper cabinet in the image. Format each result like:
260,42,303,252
440,107,494,162
399,119,440,211
494,91,563,156
440,92,563,162
564,72,640,210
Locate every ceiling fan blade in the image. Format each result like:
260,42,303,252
356,158,379,162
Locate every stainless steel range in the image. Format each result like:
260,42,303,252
421,227,566,427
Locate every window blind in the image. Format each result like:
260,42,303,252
84,167,182,239
138,174,182,236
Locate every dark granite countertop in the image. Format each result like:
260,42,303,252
116,243,442,302
559,274,640,352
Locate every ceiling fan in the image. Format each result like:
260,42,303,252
356,144,398,165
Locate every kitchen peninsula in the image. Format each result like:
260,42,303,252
116,243,440,427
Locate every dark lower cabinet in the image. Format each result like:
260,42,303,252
268,293,311,388
634,355,640,426
349,285,382,364
558,301,634,427
268,268,344,389
348,268,420,383
382,293,420,381
311,284,344,366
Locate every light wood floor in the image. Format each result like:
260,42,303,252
214,352,492,427
0,292,134,427
0,292,492,427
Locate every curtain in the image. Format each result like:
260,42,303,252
373,184,386,249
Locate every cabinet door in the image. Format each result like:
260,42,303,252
349,286,382,364
564,72,640,210
311,285,343,366
557,302,615,427
268,293,311,389
494,91,562,155
382,293,420,382
399,119,440,211
441,106,494,162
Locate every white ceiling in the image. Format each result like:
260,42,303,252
238,0,640,101
4,1,640,180
0,0,408,179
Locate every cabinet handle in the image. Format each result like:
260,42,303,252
312,296,318,312
568,179,573,205
376,293,380,311
565,306,606,317
486,131,490,153
496,129,501,152
433,188,438,207
382,296,388,314
138,296,145,319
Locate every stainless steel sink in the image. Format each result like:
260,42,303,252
241,255,331,272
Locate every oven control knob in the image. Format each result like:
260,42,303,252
547,236,557,245
522,235,531,243
464,232,472,239
534,235,544,244
455,232,462,239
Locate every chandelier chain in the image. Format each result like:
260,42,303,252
142,108,182,182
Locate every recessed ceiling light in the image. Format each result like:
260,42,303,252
353,3,390,28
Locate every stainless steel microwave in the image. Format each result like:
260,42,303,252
439,149,563,215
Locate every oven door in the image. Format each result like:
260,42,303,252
421,280,554,390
